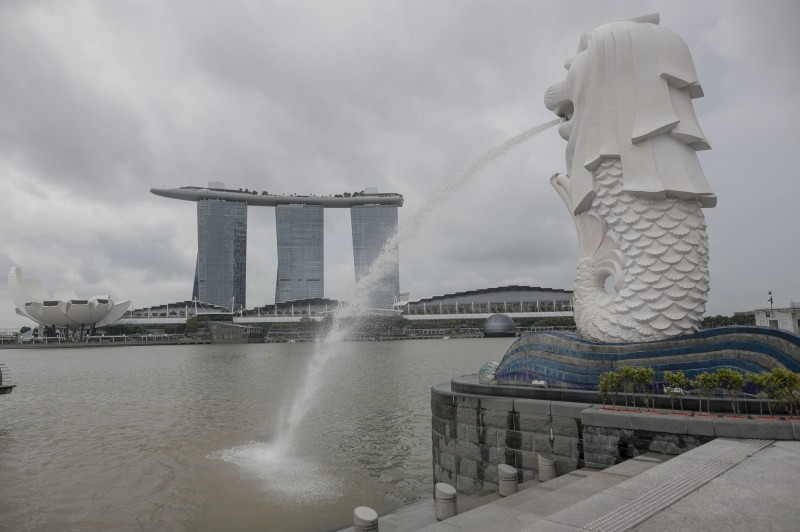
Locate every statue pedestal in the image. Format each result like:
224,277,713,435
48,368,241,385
491,327,800,389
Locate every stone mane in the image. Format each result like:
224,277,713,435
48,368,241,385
544,13,716,215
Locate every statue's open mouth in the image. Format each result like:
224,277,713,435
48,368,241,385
556,101,574,122
554,100,574,140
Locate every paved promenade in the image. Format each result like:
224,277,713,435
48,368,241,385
339,438,800,531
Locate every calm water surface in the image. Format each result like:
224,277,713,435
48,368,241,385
0,338,512,531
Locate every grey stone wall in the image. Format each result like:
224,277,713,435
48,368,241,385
582,425,713,468
431,382,587,495
581,408,712,468
434,382,800,495
581,407,800,468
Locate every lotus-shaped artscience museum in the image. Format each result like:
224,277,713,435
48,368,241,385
8,267,131,328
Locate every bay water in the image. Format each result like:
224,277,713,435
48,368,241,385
0,338,511,531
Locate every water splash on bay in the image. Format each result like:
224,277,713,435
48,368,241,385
208,441,342,502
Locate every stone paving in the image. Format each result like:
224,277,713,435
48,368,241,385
338,438,800,531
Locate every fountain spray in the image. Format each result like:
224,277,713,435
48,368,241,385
210,118,561,483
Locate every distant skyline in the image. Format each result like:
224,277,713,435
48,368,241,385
2,0,799,327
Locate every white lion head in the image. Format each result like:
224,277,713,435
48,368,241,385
544,13,716,214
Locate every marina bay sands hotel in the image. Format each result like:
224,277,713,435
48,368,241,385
151,183,403,311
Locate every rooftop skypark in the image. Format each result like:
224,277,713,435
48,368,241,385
150,185,404,207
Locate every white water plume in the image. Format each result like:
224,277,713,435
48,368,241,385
357,118,562,302
212,118,560,470
277,118,560,444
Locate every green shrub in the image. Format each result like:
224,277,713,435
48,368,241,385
770,368,800,417
663,370,689,412
599,367,800,416
598,371,622,407
715,368,746,414
632,367,655,410
618,367,636,408
692,372,718,414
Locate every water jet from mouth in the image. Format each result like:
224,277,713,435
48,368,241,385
210,117,561,484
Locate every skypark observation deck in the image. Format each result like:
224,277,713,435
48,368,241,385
151,185,403,310
150,186,404,208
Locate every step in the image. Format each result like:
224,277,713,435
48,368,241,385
421,439,779,531
338,438,797,531
336,453,669,531
334,467,598,532
540,438,776,531
415,453,669,531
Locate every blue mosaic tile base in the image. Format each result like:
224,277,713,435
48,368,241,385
493,326,800,389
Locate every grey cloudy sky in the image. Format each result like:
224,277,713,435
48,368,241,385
1,0,798,328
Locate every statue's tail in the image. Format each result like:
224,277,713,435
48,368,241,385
561,159,709,342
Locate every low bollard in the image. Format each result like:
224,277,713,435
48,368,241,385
434,482,457,520
353,506,379,531
497,464,518,496
538,453,557,482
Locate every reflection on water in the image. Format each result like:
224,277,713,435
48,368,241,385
0,338,511,531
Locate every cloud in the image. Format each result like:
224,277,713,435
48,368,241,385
1,0,798,327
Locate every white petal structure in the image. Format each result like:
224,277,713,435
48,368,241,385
8,267,131,328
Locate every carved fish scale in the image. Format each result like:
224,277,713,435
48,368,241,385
573,159,709,342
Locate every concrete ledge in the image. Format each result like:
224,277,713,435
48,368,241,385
713,417,795,439
513,398,551,416
480,397,514,412
457,396,481,409
582,408,633,430
582,407,800,441
685,416,716,437
431,382,457,404
552,401,593,418
630,413,688,434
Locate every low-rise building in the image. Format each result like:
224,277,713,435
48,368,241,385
754,304,800,334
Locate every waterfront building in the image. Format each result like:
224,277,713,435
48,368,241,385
275,204,324,303
7,267,130,334
754,304,800,334
193,198,247,311
398,285,574,317
351,204,399,309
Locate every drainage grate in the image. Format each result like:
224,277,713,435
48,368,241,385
581,439,773,532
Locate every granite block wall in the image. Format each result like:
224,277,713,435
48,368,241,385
580,407,800,468
434,381,800,495
431,383,585,495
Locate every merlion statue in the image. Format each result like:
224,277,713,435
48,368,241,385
544,14,716,343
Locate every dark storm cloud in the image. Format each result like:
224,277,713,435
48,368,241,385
1,0,798,326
